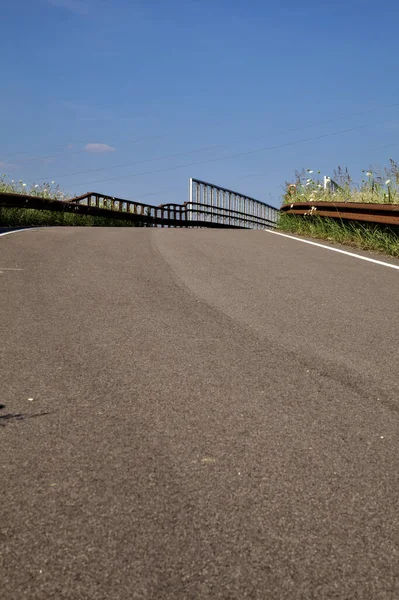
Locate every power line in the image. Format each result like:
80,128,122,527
127,130,399,205
30,102,399,182
3,134,167,165
62,116,398,190
367,141,399,152
6,100,399,172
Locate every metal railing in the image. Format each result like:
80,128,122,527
0,181,280,229
188,178,279,228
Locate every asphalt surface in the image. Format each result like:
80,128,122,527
1,227,399,600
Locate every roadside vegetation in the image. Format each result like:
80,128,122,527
0,207,140,228
278,213,399,257
0,175,139,227
279,161,399,258
0,175,70,200
282,160,399,205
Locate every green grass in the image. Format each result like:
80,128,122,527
280,161,399,257
0,175,143,227
285,187,399,205
0,207,142,228
278,213,399,258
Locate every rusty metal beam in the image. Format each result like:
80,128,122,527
281,202,399,227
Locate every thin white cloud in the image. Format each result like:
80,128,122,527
84,143,115,153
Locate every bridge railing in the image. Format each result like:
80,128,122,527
188,178,279,228
68,188,278,228
1,184,279,229
178,202,276,229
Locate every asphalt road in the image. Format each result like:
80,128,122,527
1,227,399,600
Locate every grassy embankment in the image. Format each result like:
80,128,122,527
0,177,140,227
279,162,399,257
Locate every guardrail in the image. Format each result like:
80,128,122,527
281,201,399,226
0,190,278,229
0,192,151,225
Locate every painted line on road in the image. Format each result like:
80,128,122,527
265,229,399,271
0,228,35,239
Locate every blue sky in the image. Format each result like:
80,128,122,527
2,0,399,206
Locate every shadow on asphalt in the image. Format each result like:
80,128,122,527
0,404,51,427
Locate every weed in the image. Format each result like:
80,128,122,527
284,160,399,205
278,213,399,258
0,175,70,201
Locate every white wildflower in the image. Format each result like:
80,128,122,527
34,184,39,188
22,183,27,187
366,171,372,177
386,179,391,185
308,170,314,174
51,181,55,184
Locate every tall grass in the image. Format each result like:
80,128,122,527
0,174,70,201
278,213,399,258
283,160,399,205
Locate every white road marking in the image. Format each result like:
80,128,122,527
0,268,23,271
0,228,34,238
265,229,399,271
